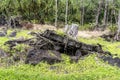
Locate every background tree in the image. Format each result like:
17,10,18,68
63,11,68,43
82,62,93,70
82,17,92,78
0,0,120,29
81,0,84,26
65,0,68,25
95,0,103,26
55,0,58,27
114,10,120,40
103,0,108,26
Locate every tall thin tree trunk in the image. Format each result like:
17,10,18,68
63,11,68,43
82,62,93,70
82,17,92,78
79,0,81,25
95,1,102,25
117,10,120,33
55,0,58,27
114,10,120,40
65,0,68,25
81,0,84,26
113,10,117,24
117,10,120,32
106,4,109,25
32,0,36,23
111,0,115,26
103,0,108,26
111,10,113,25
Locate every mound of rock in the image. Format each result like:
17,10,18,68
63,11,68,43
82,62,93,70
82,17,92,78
25,49,62,65
99,55,120,67
5,30,117,66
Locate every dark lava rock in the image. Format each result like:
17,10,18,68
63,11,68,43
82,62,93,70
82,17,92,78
100,55,120,67
0,15,7,26
8,16,22,28
13,55,20,62
12,51,28,62
0,28,7,37
0,32,6,37
70,50,82,63
25,49,62,65
70,56,79,63
0,49,7,58
9,31,17,37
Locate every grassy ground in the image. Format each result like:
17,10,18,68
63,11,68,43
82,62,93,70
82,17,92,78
0,29,120,80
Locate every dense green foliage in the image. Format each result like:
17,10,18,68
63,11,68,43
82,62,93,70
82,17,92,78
0,0,120,26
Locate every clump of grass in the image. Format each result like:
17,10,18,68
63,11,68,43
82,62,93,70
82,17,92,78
79,23,95,31
0,54,120,80
109,24,117,34
56,29,65,36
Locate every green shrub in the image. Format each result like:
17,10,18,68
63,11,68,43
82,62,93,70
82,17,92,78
79,23,95,31
109,24,117,33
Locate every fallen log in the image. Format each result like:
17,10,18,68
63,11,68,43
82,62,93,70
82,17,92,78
5,30,105,55
41,30,104,54
5,30,112,65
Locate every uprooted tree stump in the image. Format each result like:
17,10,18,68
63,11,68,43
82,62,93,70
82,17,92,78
5,30,113,65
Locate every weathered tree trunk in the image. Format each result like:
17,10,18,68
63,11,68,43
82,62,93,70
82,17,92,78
55,0,58,27
65,0,68,25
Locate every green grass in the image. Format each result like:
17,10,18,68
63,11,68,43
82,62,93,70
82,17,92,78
0,29,120,80
0,29,32,52
0,55,120,80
